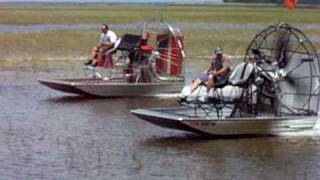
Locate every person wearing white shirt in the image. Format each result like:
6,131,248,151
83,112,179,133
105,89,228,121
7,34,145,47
85,24,117,66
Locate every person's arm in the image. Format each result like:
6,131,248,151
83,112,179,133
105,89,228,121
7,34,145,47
203,67,210,73
109,31,117,43
214,66,229,76
203,57,216,73
214,55,231,76
100,41,114,47
97,34,104,47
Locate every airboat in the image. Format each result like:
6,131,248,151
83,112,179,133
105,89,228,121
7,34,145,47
38,20,185,97
131,23,320,135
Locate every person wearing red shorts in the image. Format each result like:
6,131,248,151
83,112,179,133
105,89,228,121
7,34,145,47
85,24,117,66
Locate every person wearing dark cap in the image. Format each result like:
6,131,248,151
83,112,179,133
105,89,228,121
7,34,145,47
190,46,231,94
85,24,117,66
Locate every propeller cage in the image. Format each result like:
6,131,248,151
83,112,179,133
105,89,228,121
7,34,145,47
243,23,320,116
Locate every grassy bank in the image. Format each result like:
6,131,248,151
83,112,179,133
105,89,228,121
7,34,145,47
0,4,320,25
0,4,319,68
1,28,319,56
0,29,260,60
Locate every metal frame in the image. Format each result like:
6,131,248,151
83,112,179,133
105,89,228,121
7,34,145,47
85,19,185,83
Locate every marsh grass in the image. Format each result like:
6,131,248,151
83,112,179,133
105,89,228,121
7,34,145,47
0,29,131,59
0,4,319,68
0,29,254,60
0,28,319,68
0,5,320,25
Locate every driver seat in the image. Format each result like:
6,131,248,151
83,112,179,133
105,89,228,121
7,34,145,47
228,62,254,87
208,62,254,103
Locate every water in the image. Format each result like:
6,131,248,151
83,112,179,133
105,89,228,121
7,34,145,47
0,23,264,33
1,66,320,180
1,23,320,45
3,23,320,33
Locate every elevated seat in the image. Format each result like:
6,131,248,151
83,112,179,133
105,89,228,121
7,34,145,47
117,34,143,51
207,62,254,117
228,62,254,87
206,63,254,103
178,62,255,118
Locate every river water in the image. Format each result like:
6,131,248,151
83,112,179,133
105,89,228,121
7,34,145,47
0,23,267,33
1,23,320,33
1,23,320,44
1,64,320,180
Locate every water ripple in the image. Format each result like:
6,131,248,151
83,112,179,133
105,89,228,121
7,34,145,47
1,69,320,179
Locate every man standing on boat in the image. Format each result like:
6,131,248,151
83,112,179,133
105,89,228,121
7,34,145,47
85,24,117,66
191,46,231,93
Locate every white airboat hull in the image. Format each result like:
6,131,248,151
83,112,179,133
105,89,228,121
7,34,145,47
38,78,184,97
131,107,318,135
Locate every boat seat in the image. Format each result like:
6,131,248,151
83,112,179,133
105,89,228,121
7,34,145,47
116,34,142,51
178,63,255,118
228,62,254,86
199,63,253,108
195,69,231,88
213,70,231,89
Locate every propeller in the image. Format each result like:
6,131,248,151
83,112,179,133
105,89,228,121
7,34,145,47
244,23,320,116
274,29,291,68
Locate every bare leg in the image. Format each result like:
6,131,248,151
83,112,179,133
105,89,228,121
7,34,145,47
206,76,215,93
91,46,99,60
191,78,203,93
96,46,109,64
97,48,104,63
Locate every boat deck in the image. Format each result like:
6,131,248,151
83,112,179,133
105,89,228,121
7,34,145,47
153,106,233,119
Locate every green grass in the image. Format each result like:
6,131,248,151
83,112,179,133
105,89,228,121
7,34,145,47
0,4,320,25
0,4,319,68
183,29,258,56
0,29,132,60
0,28,318,62
0,29,256,61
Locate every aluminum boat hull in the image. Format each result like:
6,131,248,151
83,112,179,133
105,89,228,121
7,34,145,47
131,107,318,135
38,78,184,97
38,79,90,95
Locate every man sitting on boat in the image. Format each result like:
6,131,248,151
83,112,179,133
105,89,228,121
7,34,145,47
85,24,117,66
190,46,231,94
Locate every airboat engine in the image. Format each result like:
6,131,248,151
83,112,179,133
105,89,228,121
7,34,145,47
244,23,320,116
